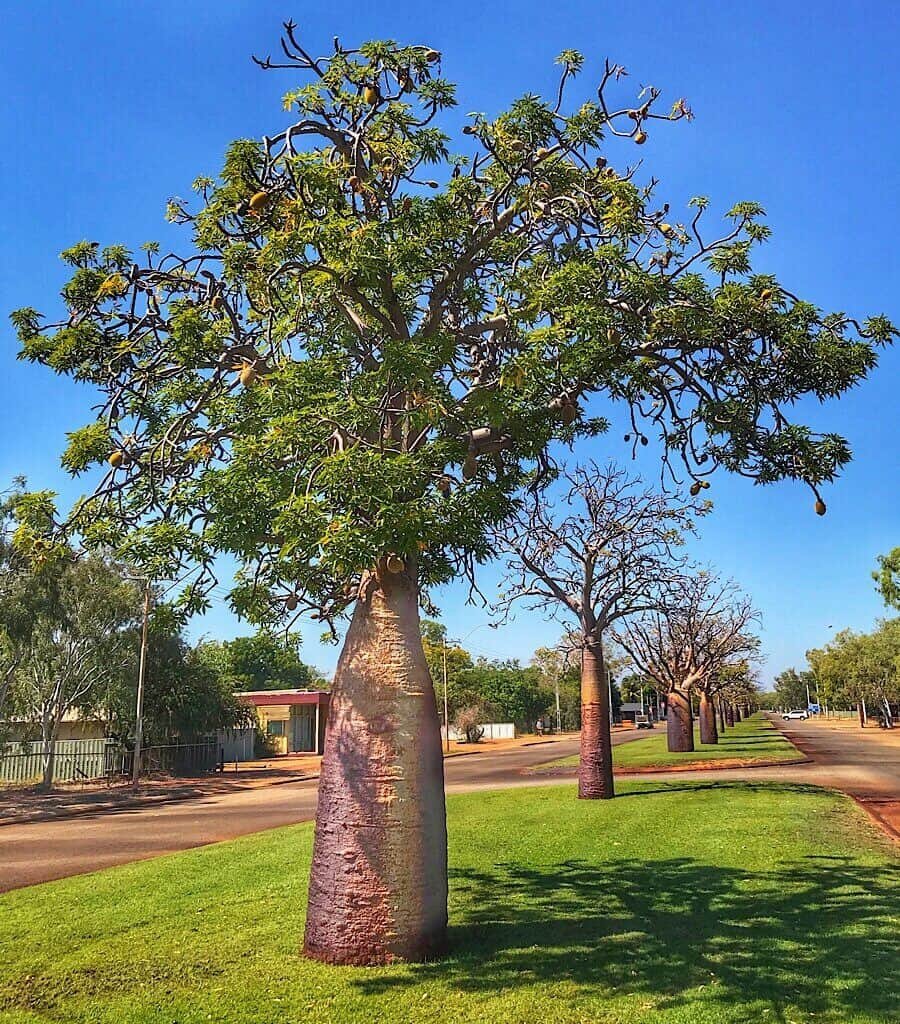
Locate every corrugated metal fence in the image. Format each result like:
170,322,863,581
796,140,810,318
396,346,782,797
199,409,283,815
0,737,220,786
0,738,115,785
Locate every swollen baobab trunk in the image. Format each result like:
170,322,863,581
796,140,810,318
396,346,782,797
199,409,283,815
666,688,694,752
578,640,614,799
304,560,448,965
698,692,718,745
725,703,735,728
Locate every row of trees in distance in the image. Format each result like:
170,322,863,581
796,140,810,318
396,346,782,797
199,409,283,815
12,25,893,965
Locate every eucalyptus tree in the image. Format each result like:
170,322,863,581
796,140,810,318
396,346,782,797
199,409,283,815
614,571,759,751
12,24,894,964
495,463,703,797
15,553,142,789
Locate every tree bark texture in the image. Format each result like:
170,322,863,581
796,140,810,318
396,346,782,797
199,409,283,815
725,703,735,728
303,561,448,965
578,640,615,799
698,691,718,745
667,688,694,752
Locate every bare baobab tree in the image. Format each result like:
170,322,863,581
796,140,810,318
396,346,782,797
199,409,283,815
495,463,705,798
614,571,759,752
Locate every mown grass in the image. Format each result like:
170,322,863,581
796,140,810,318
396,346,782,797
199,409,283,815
540,713,801,772
0,779,896,1024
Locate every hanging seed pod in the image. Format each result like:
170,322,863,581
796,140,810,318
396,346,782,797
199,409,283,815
362,85,380,106
239,364,258,387
815,498,827,516
109,450,129,469
385,553,405,574
248,190,270,214
285,594,298,611
560,401,578,426
210,293,224,311
690,481,702,497
462,453,477,480
634,130,648,145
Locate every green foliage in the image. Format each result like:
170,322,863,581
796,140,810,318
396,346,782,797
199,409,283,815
194,633,325,692
873,547,900,609
457,659,552,730
772,667,813,710
13,28,895,626
806,620,900,712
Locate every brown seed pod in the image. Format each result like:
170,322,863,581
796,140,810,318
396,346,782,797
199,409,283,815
109,450,129,469
560,402,578,426
424,48,441,63
362,85,380,106
348,175,362,192
634,130,648,145
210,293,224,311
462,453,477,480
239,364,258,387
760,288,774,302
285,594,298,611
815,498,827,516
690,481,702,497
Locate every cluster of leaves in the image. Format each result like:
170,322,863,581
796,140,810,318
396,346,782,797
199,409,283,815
804,621,900,715
12,24,895,631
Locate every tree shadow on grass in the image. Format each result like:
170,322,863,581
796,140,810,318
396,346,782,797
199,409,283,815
355,805,900,1022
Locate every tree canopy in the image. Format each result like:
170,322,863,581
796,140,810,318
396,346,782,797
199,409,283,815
11,26,894,631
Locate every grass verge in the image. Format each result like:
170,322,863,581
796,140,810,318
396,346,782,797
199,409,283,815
0,779,896,1024
539,713,802,773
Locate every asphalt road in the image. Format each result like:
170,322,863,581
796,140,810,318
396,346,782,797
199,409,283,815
0,732,614,893
4,719,895,894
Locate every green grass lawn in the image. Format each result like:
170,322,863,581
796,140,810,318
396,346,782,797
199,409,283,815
541,713,802,772
1,780,897,1024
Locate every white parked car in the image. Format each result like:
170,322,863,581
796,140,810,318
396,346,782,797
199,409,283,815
782,709,809,721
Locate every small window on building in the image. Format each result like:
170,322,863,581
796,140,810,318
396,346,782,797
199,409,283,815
267,721,285,736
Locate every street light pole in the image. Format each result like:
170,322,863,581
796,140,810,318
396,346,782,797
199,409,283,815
442,638,450,754
554,671,562,734
132,580,151,787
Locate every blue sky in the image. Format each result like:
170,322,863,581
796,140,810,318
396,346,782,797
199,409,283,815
2,1,898,682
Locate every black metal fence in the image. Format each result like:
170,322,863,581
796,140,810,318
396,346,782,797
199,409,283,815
122,739,220,778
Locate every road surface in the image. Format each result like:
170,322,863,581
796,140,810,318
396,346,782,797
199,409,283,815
1,731,635,892
3,718,896,894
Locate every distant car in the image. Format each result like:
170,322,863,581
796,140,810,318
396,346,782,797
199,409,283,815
634,714,654,730
782,709,809,721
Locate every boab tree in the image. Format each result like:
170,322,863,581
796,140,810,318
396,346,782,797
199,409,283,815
494,462,704,798
12,24,894,964
614,572,759,751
